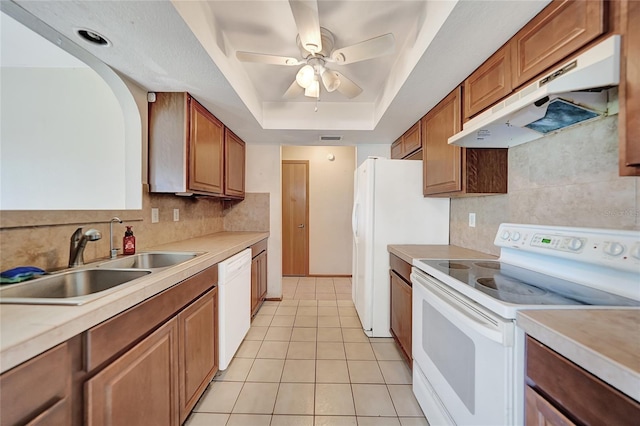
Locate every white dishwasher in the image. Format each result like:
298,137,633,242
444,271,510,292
218,248,251,370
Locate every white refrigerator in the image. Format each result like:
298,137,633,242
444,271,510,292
352,158,449,337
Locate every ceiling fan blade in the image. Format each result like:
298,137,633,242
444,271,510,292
236,51,302,66
331,33,395,65
289,0,322,54
283,80,304,99
334,72,362,99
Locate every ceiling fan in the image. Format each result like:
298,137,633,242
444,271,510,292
235,0,395,100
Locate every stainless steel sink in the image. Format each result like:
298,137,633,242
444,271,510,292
98,252,200,269
0,268,151,305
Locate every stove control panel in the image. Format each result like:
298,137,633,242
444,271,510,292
495,223,640,273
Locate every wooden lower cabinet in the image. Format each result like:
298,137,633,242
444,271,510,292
389,254,412,365
178,288,218,423
251,239,268,317
86,318,180,426
0,342,72,426
525,336,640,425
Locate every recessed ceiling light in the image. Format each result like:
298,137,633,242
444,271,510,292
75,28,111,47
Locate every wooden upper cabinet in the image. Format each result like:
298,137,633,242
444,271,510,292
423,87,463,195
620,0,640,173
423,87,508,197
149,92,246,196
224,128,246,199
188,98,224,195
391,121,422,160
464,44,512,120
391,138,404,159
511,0,605,88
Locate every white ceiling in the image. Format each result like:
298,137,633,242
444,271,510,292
6,0,550,146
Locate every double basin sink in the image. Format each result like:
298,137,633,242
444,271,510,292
0,252,201,305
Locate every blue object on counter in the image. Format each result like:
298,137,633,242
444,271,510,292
0,266,46,284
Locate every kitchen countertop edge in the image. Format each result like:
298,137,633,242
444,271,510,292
0,231,268,374
388,244,497,264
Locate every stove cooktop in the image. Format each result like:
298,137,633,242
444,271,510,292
418,259,640,307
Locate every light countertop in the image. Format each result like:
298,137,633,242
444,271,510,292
0,231,268,374
388,244,497,264
517,309,640,402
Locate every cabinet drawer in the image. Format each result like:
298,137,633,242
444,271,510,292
86,265,218,372
251,239,268,258
389,253,412,284
526,336,640,425
511,0,605,88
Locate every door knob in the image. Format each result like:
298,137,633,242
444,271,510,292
297,224,305,228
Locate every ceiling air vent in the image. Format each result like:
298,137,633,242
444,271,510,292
320,135,342,142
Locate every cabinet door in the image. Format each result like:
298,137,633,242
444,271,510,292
188,98,224,194
390,271,412,364
224,129,246,198
621,0,640,169
464,44,512,120
391,138,403,159
178,288,218,423
423,87,463,196
251,255,260,316
86,318,179,426
0,342,71,426
258,250,268,300
526,386,576,426
403,121,422,157
511,0,605,87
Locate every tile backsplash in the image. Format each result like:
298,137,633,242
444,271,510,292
0,187,226,271
450,115,639,255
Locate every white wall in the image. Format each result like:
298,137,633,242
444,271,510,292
356,144,391,167
245,144,283,297
282,145,356,275
1,68,126,210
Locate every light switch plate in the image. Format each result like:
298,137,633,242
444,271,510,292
469,213,476,227
173,209,179,222
151,208,159,223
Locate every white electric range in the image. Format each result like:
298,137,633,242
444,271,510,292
411,223,640,426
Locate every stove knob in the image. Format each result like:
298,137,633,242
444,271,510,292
631,244,640,260
501,231,511,240
512,232,521,241
604,242,625,257
567,238,584,251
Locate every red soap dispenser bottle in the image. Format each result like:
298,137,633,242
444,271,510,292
123,226,136,255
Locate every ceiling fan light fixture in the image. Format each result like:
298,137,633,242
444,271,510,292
304,78,320,98
296,64,315,88
320,68,341,92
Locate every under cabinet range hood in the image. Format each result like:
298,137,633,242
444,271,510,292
449,35,621,148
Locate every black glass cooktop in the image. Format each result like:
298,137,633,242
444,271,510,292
420,260,640,306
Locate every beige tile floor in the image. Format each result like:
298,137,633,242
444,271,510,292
186,277,429,426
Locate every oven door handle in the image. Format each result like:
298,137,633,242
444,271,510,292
412,271,512,346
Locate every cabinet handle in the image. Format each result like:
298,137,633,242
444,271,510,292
297,224,305,228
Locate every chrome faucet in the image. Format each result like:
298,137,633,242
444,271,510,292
109,217,123,258
68,228,102,267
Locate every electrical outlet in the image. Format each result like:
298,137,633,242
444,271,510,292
173,209,180,222
469,213,476,228
151,208,159,223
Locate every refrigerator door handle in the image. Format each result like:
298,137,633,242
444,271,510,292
352,202,359,238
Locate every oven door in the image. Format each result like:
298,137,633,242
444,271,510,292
411,267,516,426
